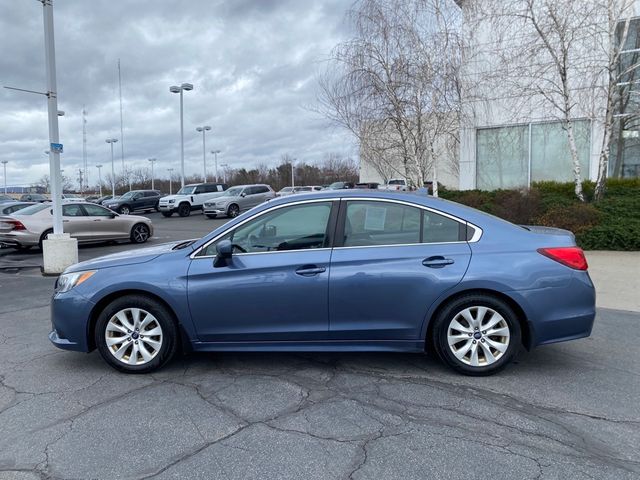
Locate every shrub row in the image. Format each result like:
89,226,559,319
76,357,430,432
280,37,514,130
440,179,640,251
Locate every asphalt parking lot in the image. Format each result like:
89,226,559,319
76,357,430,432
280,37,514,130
0,211,638,479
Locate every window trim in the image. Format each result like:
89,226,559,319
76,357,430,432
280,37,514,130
191,198,340,259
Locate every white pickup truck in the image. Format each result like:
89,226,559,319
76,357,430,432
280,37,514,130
158,183,228,217
378,179,410,191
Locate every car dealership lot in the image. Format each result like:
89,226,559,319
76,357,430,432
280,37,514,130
0,213,638,479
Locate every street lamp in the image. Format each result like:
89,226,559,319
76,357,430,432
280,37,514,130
220,163,229,184
96,164,103,197
1,160,7,194
169,82,193,189
148,158,156,190
196,126,211,181
105,138,118,198
167,168,174,195
210,149,221,183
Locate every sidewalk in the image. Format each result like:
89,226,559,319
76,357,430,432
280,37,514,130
586,251,640,312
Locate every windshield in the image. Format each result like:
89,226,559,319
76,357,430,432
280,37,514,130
119,192,136,199
13,204,49,215
279,187,293,193
176,186,196,195
388,179,405,185
328,182,344,189
221,187,243,197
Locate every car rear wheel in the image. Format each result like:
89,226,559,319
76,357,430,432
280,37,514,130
95,295,177,373
432,294,521,376
118,205,131,215
205,214,217,219
178,203,191,217
227,204,240,218
130,223,150,243
38,229,53,250
161,211,173,217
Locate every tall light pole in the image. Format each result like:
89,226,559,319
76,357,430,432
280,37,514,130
210,149,221,183
169,83,193,189
167,168,174,195
291,161,295,188
220,163,229,184
106,138,118,198
1,161,7,194
148,158,156,190
196,126,211,181
96,164,103,196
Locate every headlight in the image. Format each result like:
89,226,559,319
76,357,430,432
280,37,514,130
56,270,96,293
168,199,175,203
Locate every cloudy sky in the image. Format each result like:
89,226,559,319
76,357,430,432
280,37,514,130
0,0,356,189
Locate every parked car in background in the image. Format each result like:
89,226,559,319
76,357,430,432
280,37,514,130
293,186,323,193
84,195,100,203
379,179,410,191
49,190,595,375
327,181,355,190
95,195,118,205
158,183,228,217
276,187,295,197
20,193,49,203
203,184,275,218
103,190,163,215
355,182,380,189
0,202,34,216
0,195,14,203
0,202,153,250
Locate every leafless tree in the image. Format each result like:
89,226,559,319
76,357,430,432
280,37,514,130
318,0,462,195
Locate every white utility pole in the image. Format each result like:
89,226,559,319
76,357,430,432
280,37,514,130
170,83,193,189
211,149,221,183
106,138,118,198
96,164,103,196
220,163,229,184
118,59,130,191
196,126,211,181
167,168,174,195
291,162,295,188
1,161,7,194
148,158,156,190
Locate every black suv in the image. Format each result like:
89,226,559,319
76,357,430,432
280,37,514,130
102,190,163,215
20,193,49,202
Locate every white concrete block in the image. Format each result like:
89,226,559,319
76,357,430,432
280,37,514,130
42,233,78,275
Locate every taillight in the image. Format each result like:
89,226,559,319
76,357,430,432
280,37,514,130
537,247,588,271
8,220,26,231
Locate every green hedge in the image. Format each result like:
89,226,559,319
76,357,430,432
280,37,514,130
440,179,640,251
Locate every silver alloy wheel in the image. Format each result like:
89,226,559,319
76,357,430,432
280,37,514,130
132,224,149,243
105,308,163,365
447,306,510,367
120,206,130,215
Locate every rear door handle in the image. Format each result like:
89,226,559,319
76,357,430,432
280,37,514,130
422,256,454,268
295,265,326,276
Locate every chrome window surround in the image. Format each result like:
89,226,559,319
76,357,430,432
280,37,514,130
190,196,483,259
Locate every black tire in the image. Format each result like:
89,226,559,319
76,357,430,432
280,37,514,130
161,211,173,218
38,229,53,250
432,294,521,376
227,204,240,218
205,214,217,219
15,245,33,252
154,202,160,212
130,223,151,243
95,295,178,374
178,203,191,217
118,205,131,215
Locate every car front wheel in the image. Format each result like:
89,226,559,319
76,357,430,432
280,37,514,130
432,294,521,376
95,295,177,373
178,203,191,217
130,223,150,243
227,204,240,218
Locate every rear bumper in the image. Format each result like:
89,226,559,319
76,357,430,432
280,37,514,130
507,272,596,348
0,232,39,247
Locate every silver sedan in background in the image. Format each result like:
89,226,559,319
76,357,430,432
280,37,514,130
0,202,153,250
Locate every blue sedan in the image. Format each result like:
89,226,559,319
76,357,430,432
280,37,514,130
49,190,595,375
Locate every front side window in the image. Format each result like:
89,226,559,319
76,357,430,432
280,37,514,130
63,204,85,217
200,202,333,256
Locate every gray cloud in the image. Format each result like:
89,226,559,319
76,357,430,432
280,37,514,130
0,0,355,188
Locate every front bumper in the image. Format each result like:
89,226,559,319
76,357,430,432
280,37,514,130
49,290,96,352
158,203,176,212
203,206,226,215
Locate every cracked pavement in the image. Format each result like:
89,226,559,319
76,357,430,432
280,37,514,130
0,215,639,479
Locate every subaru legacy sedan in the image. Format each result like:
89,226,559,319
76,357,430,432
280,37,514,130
49,190,595,375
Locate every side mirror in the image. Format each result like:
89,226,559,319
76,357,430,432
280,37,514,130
214,239,233,267
109,213,117,219
240,193,246,197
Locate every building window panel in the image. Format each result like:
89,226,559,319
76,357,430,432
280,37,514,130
476,125,528,189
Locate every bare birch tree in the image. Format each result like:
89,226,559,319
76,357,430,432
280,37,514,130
318,0,462,194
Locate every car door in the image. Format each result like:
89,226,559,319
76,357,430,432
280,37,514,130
61,204,90,240
187,200,338,342
328,199,472,341
81,203,123,240
238,186,257,211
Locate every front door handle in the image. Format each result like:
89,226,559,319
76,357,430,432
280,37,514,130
295,265,326,276
422,256,454,268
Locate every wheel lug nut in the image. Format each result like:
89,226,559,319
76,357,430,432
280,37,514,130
127,330,131,333
135,340,139,344
127,337,131,341
482,331,486,334
468,333,472,337
481,339,485,343
472,340,476,344
474,327,478,330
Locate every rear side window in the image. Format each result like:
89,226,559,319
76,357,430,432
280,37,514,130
343,201,462,247
245,187,257,195
255,186,269,194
